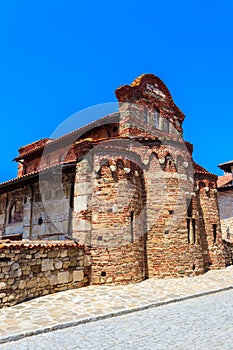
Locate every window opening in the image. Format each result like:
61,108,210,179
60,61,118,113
213,224,217,243
192,218,196,244
187,198,192,217
130,211,134,242
187,218,190,243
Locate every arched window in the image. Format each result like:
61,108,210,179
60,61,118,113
9,200,23,224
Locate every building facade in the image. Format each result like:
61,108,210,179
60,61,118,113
217,160,233,242
0,74,226,284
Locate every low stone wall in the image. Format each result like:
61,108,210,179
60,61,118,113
223,240,233,267
0,240,91,308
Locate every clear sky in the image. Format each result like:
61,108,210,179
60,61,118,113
0,0,232,182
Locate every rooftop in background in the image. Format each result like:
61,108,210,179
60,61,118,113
218,160,233,174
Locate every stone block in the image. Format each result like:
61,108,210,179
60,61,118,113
0,282,6,290
26,278,37,288
57,271,69,284
54,261,63,270
74,195,89,212
11,262,20,271
60,250,67,258
75,182,92,195
50,274,58,285
18,280,26,289
73,270,84,282
41,259,54,272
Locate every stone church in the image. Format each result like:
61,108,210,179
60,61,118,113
0,74,226,283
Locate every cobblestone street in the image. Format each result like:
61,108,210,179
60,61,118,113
1,288,233,349
1,266,233,348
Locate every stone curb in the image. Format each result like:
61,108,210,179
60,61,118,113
1,285,233,345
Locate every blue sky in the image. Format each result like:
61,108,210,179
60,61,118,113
0,0,232,182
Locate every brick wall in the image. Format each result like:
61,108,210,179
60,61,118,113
90,240,146,285
195,177,225,271
0,241,91,308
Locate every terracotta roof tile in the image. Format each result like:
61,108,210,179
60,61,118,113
14,112,119,161
217,174,233,188
0,161,75,188
193,162,216,177
0,240,84,249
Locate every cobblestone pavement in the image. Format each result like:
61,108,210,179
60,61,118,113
1,266,233,346
1,289,233,349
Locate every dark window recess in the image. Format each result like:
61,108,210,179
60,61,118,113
130,211,134,242
213,224,217,243
38,217,43,225
101,271,106,277
98,236,103,241
165,230,169,235
187,198,192,217
187,218,190,243
35,193,42,202
144,108,148,124
192,218,196,244
112,126,118,133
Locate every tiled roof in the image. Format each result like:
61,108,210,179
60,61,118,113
0,240,83,249
218,160,233,173
16,138,53,160
219,160,233,167
0,161,75,188
217,174,233,188
193,162,216,177
14,112,120,161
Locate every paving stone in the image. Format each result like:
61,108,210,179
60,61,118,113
2,290,233,350
1,266,233,346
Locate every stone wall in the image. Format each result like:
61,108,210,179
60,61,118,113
218,189,233,240
0,240,91,308
223,240,233,266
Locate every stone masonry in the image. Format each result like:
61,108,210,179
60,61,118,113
0,240,90,308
